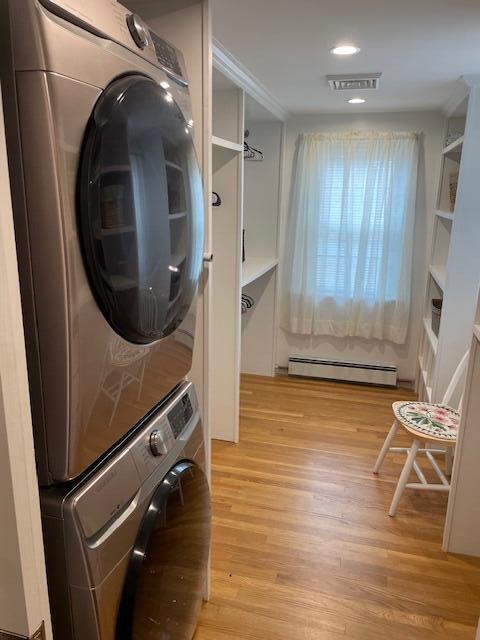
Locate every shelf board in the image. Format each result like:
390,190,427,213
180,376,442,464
429,265,446,292
166,160,183,172
442,135,463,160
423,317,438,355
212,135,243,153
101,225,135,236
473,324,480,343
171,252,186,268
110,275,136,292
169,211,187,220
242,257,278,288
435,209,454,223
99,164,130,175
418,356,433,402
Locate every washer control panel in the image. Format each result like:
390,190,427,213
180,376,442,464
149,425,174,457
167,392,194,438
148,393,193,456
130,384,197,480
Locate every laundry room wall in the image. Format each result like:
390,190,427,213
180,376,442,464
0,85,52,639
277,110,445,381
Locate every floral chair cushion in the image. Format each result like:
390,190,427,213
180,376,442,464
392,402,460,441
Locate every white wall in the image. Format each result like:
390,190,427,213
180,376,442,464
243,121,282,260
0,87,52,639
277,111,444,381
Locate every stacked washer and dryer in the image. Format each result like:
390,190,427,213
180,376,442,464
1,1,210,639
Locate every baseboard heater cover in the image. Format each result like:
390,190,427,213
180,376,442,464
288,356,397,387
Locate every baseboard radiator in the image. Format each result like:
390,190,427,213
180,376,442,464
288,356,397,387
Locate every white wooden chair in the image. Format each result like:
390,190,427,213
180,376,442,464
373,351,469,517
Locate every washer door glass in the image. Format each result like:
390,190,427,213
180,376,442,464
116,461,211,640
78,75,204,344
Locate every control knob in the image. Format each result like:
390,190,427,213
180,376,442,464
149,430,168,457
126,13,149,50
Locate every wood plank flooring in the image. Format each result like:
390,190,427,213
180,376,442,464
195,374,480,640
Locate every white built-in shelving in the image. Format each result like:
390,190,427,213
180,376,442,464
423,317,438,355
428,265,446,292
473,324,480,343
416,79,473,404
418,355,433,403
212,135,243,152
444,289,480,557
101,225,135,236
441,134,464,159
209,51,287,443
417,75,480,419
434,209,454,222
241,257,278,288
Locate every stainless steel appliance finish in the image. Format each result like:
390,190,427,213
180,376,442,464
2,0,204,483
41,381,211,640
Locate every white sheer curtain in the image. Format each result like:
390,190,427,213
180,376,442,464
282,131,419,344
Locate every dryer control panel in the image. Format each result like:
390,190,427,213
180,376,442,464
37,0,188,85
149,31,186,84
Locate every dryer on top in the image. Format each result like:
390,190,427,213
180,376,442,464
2,0,204,484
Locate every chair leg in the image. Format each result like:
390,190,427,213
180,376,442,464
373,420,399,474
445,446,454,476
389,438,420,517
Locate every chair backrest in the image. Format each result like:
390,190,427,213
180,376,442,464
442,350,470,411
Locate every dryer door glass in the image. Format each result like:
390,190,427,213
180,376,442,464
116,461,211,640
78,75,204,344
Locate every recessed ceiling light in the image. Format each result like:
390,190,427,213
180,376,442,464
348,98,366,104
331,45,360,56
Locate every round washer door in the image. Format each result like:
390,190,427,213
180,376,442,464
116,461,211,640
78,74,204,344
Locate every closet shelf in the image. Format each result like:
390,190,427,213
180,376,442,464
418,356,433,403
212,135,243,153
429,265,446,291
473,324,480,343
166,160,183,172
435,209,454,222
241,257,278,288
100,225,135,237
423,317,438,355
442,135,464,160
169,211,187,220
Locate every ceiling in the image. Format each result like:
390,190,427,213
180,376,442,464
211,0,480,114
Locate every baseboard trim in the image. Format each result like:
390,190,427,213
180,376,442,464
275,365,415,389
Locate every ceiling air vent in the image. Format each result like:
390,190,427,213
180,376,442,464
326,73,382,91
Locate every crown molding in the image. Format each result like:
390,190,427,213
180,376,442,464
441,75,480,117
212,39,289,122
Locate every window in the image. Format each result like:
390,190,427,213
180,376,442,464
283,131,419,344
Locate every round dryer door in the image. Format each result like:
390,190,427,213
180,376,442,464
78,74,204,344
116,461,211,640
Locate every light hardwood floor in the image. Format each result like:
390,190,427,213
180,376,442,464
195,374,480,640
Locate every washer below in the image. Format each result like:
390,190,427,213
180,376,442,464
41,381,211,640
